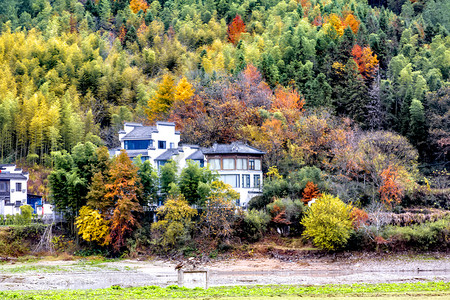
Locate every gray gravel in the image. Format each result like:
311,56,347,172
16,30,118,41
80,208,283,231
0,253,449,290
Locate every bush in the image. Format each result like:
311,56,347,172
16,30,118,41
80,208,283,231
301,194,353,251
383,217,450,251
247,195,269,210
151,196,197,251
233,209,270,242
266,198,304,236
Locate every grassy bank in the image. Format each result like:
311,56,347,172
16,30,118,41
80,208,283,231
0,281,449,300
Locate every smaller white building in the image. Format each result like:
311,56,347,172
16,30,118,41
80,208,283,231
112,122,264,206
0,164,28,216
112,122,182,167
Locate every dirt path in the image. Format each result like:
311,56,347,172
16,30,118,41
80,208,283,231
0,253,449,290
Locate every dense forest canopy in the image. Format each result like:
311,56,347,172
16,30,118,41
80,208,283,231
0,0,448,171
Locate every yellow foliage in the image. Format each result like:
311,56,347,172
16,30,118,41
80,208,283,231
174,77,194,104
75,206,110,246
151,196,197,248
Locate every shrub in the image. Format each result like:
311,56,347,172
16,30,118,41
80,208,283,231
151,196,197,250
301,194,353,251
247,195,269,210
383,217,450,251
19,205,34,225
267,198,304,236
75,206,110,246
233,209,270,242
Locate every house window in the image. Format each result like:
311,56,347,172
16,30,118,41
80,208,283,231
236,158,248,170
124,140,152,150
208,158,221,170
170,142,175,149
242,174,250,188
223,158,235,170
255,159,261,170
158,141,166,149
0,181,8,192
16,183,22,192
249,159,255,170
249,159,261,170
221,174,240,188
254,175,261,188
190,159,204,168
157,160,167,169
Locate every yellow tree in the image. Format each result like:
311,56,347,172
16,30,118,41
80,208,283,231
147,74,175,123
129,0,149,14
174,76,194,104
76,206,110,246
151,195,197,249
201,181,239,243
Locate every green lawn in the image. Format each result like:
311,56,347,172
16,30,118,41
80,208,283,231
0,281,449,300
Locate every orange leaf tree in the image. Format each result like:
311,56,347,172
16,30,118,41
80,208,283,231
379,165,404,208
129,0,149,14
351,44,379,80
301,181,321,205
343,14,360,34
106,150,143,252
227,15,246,45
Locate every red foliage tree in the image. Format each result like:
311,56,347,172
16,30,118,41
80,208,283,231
350,207,369,229
228,15,246,45
301,181,321,205
106,150,143,252
351,44,379,80
379,165,404,208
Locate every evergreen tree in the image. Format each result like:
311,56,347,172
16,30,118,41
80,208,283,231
408,99,427,153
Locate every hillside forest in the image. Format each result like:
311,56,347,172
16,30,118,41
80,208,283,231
0,0,449,255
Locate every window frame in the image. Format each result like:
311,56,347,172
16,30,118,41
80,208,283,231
242,174,250,188
158,140,166,149
253,174,261,188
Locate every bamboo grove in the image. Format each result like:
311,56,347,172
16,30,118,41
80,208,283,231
0,0,448,170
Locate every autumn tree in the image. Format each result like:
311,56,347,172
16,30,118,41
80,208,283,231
227,15,246,45
129,0,148,14
201,181,239,243
301,181,321,205
351,45,379,80
174,76,194,104
343,14,360,34
106,150,143,252
301,194,353,251
147,74,175,124
151,195,197,249
379,165,405,208
75,206,110,246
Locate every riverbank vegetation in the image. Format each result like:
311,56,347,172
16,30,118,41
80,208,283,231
0,0,449,257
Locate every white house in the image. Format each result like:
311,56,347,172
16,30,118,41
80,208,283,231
113,122,264,206
0,164,28,215
203,142,264,207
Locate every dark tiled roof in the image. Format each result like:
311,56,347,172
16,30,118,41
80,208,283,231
156,121,176,126
125,150,150,157
122,126,157,140
155,149,179,161
203,142,265,155
124,122,143,127
186,149,205,160
0,173,27,180
180,144,200,149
